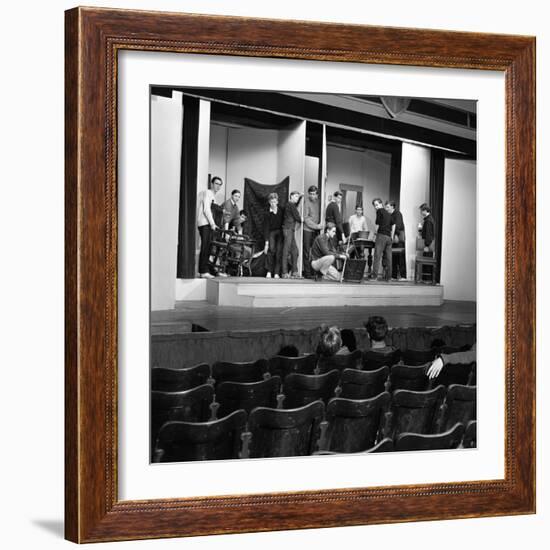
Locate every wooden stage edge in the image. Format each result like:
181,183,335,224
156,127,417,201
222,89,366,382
206,277,445,308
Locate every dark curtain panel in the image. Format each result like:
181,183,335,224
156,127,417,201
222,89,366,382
243,177,290,246
389,141,403,205
177,96,199,278
429,149,445,283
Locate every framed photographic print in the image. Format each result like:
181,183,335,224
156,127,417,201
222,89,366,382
65,6,535,543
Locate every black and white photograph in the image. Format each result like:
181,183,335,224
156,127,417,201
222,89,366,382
150,87,477,463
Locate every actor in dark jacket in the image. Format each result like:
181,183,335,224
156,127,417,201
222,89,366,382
371,198,393,281
385,201,406,279
281,191,303,277
325,191,346,243
419,203,435,252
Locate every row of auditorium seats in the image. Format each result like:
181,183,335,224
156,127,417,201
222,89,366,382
152,350,476,394
152,384,476,462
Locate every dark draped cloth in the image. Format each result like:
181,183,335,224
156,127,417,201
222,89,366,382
243,177,289,247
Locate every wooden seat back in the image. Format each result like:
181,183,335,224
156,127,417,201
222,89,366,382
462,420,477,448
362,349,401,371
429,361,475,388
323,393,391,453
395,422,465,451
154,409,247,462
247,401,325,458
402,348,437,366
317,349,362,374
151,384,215,449
151,363,210,392
442,384,476,432
212,359,269,384
216,376,282,417
340,366,389,399
282,370,340,408
268,354,317,378
389,385,446,437
389,364,430,391
313,437,394,455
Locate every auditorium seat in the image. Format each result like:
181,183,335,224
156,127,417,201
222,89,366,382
212,359,269,385
313,437,394,455
215,376,282,417
429,361,475,388
245,401,325,458
268,353,317,379
339,366,390,399
317,349,362,374
401,348,437,366
389,364,430,391
462,420,477,448
439,384,476,433
394,422,465,452
151,384,216,450
362,349,401,371
151,363,211,392
281,370,340,408
388,385,446,438
320,393,391,453
153,409,247,462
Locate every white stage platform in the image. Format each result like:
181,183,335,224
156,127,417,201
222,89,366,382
206,278,444,308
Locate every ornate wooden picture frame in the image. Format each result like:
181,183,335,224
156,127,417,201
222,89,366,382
65,6,535,543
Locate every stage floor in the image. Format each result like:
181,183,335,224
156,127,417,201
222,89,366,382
151,300,476,335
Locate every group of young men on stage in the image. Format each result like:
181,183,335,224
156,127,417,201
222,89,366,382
197,176,435,282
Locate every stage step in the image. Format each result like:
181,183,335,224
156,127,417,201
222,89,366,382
206,278,444,308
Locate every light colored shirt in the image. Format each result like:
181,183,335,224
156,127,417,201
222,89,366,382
197,189,216,228
349,214,368,233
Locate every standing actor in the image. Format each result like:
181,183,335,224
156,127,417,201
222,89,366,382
419,203,435,253
348,205,369,258
325,191,346,244
370,198,393,281
303,186,323,279
222,189,242,232
310,222,347,281
385,201,406,279
263,192,284,279
197,176,224,279
282,191,303,278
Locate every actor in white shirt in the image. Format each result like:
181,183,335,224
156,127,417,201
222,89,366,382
197,176,223,278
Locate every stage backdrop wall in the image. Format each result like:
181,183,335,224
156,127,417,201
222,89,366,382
325,145,391,232
441,158,477,301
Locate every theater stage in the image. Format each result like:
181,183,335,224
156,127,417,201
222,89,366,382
205,277,444,308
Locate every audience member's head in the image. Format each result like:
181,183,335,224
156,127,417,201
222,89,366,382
365,316,389,344
277,345,299,357
317,325,343,357
340,329,357,352
430,338,446,349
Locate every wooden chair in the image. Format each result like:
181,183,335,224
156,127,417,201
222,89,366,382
151,363,211,392
320,393,391,453
268,354,317,379
339,366,390,399
414,237,437,284
153,409,247,462
151,384,215,450
215,376,282,418
462,420,477,448
388,385,446,438
245,401,325,458
313,437,394,455
429,361,475,388
401,348,437,366
317,349,362,374
281,370,340,409
395,422,465,452
389,364,430,392
211,359,269,385
362,349,401,371
439,384,476,433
